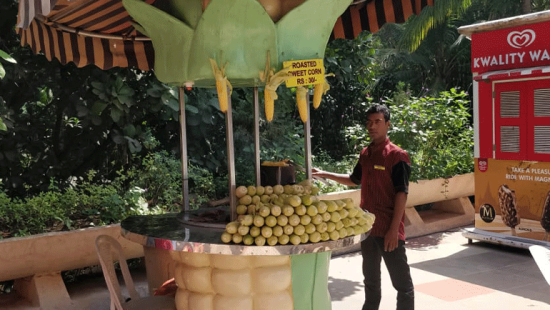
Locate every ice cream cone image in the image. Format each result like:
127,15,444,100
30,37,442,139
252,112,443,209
498,184,520,236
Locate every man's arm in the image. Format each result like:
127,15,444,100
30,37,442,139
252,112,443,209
384,160,411,252
385,191,407,252
312,168,358,186
312,161,361,187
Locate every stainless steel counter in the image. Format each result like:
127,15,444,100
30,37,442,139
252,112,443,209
121,213,368,256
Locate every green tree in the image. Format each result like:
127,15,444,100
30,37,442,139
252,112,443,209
399,0,473,52
0,0,228,197
399,0,550,53
0,49,15,131
373,18,472,96
309,32,379,160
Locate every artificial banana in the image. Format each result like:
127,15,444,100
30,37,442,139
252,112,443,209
209,58,232,113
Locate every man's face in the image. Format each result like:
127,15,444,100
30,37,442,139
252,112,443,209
366,112,390,142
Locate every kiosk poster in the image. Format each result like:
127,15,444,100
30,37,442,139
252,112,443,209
475,158,550,242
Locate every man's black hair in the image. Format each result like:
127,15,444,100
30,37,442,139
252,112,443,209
366,104,390,122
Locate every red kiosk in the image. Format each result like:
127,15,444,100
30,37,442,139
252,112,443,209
458,11,550,248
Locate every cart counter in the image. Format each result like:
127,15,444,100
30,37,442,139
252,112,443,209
121,214,368,310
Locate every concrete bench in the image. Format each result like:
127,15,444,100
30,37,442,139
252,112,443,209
0,224,143,309
321,173,475,254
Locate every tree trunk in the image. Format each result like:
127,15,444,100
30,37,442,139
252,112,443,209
523,0,532,14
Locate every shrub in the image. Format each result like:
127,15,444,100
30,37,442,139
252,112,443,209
344,85,474,181
0,175,159,238
116,151,217,211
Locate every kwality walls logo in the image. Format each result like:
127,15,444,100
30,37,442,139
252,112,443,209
507,29,536,49
471,21,550,73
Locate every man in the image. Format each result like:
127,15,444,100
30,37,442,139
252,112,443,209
312,104,414,310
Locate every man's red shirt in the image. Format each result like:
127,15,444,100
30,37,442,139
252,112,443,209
350,138,411,241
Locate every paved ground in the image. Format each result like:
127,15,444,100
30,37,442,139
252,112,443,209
1,225,549,309
331,226,550,309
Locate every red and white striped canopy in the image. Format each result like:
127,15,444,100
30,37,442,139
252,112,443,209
333,0,434,39
17,0,156,71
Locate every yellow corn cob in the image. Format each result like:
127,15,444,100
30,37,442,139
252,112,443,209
264,86,275,122
209,58,232,113
264,72,292,121
312,76,331,109
296,86,308,123
260,52,292,122
313,83,323,109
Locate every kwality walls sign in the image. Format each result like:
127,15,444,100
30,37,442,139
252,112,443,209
471,20,550,74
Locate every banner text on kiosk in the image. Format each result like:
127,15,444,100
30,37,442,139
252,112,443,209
283,59,325,88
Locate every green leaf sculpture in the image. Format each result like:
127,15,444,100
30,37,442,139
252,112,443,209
122,0,352,87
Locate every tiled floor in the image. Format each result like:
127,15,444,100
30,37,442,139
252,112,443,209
330,226,550,310
414,278,494,301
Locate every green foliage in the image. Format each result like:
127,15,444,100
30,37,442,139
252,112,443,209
374,18,472,97
122,151,184,211
0,149,221,238
310,32,379,159
311,150,358,193
344,83,474,181
0,49,15,80
467,0,550,20
0,176,160,238
399,0,473,52
115,151,216,211
218,87,307,188
0,49,15,131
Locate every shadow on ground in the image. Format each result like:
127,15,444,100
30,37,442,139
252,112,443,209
410,241,550,305
328,276,363,301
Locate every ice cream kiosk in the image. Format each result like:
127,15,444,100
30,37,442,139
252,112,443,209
458,11,550,248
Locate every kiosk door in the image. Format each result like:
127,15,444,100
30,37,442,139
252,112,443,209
495,79,550,162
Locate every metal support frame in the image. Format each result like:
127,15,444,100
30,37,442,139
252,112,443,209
254,87,261,186
304,91,312,180
179,87,190,214
226,88,237,221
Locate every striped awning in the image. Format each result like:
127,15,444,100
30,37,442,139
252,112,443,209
333,0,434,39
16,0,155,71
16,0,434,71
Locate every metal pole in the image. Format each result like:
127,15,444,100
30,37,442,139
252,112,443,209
179,87,190,214
254,87,261,187
304,91,312,180
226,88,237,221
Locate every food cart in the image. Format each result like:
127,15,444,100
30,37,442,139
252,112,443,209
115,1,376,309
121,214,367,310
12,0,439,309
458,11,550,249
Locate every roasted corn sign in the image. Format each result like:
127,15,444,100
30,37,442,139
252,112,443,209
474,158,550,243
283,59,324,87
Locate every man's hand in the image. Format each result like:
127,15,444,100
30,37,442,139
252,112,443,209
311,167,323,175
312,168,328,179
384,228,399,252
